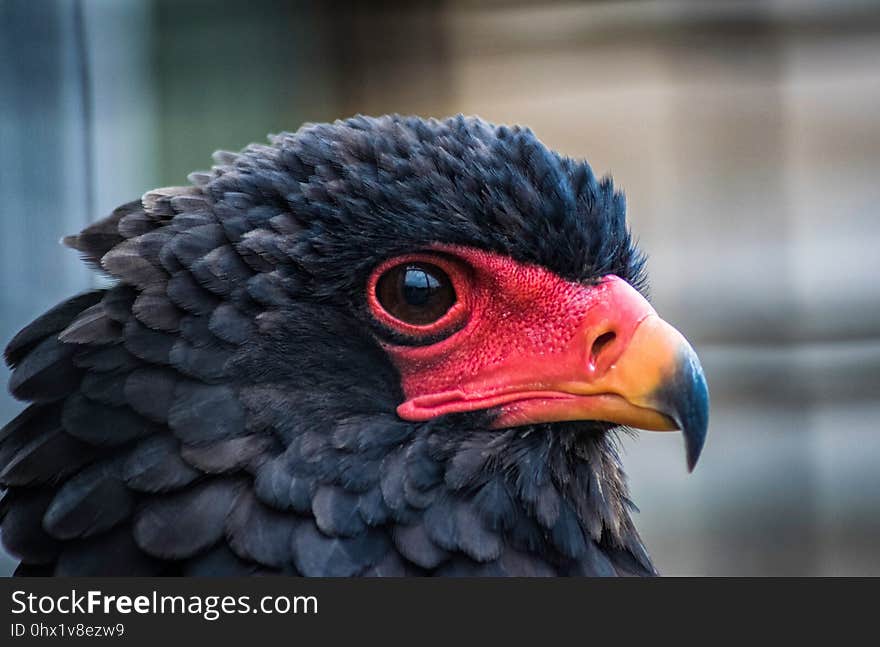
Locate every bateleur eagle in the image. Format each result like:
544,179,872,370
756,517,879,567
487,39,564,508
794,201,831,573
0,115,708,576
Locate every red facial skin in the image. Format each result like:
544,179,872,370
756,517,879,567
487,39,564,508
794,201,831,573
367,245,677,429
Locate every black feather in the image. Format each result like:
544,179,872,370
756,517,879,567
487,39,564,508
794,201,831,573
73,344,141,372
565,538,618,576
311,485,366,538
5,291,103,366
62,203,131,268
423,497,458,552
291,522,389,577
0,408,98,487
245,272,293,307
208,304,254,344
123,435,201,493
392,522,449,569
123,318,176,365
167,271,220,315
226,489,297,569
182,542,270,576
123,367,178,423
100,286,137,323
549,500,587,560
133,293,182,332
62,393,156,446
168,382,245,445
379,448,408,512
180,434,272,473
55,525,163,576
189,245,252,296
57,303,121,345
453,499,503,562
8,336,80,402
169,223,225,267
80,370,127,407
1,432,96,488
169,339,232,382
362,550,412,577
473,478,517,532
493,548,556,577
43,461,133,539
253,455,314,514
0,489,60,563
133,478,244,560
356,486,390,527
101,240,167,291
117,209,156,239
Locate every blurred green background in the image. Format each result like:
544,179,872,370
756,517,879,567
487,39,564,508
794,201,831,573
2,0,879,575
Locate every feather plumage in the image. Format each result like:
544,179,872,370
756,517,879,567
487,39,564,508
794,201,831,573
122,435,201,493
2,115,658,577
43,461,133,540
133,478,244,560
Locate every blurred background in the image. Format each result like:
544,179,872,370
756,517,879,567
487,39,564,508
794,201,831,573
1,0,879,575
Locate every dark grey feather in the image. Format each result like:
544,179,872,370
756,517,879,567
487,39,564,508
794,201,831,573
57,303,121,345
101,240,167,291
168,223,225,267
311,485,366,538
62,393,156,446
180,434,272,473
291,522,389,577
0,489,60,563
80,370,127,407
166,271,220,315
182,542,269,577
73,344,141,373
132,293,182,332
117,209,156,239
168,382,245,445
5,291,103,366
123,366,178,423
0,405,97,487
123,318,176,365
43,461,133,540
8,336,80,402
392,522,449,569
189,245,252,296
133,478,244,560
100,286,136,323
55,525,163,576
226,489,297,569
123,434,201,493
208,304,254,344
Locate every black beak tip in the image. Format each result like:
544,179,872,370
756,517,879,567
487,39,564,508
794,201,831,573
684,419,707,473
681,368,710,472
656,351,710,473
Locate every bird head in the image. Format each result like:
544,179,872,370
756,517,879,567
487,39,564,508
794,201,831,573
229,114,708,469
5,114,709,576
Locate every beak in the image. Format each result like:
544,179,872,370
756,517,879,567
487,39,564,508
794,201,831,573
490,277,710,470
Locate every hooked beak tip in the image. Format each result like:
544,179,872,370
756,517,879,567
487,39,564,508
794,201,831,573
654,349,710,472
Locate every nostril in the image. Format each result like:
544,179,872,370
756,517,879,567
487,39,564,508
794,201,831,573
589,331,617,368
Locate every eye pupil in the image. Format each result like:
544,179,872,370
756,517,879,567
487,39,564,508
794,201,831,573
403,268,439,306
375,262,456,326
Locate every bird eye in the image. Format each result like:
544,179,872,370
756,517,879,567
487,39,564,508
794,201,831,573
375,262,456,325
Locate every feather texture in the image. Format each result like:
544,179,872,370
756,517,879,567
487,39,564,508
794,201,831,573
43,461,133,539
2,115,658,577
133,479,244,560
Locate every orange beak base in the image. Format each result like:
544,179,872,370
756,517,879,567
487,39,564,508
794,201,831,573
488,308,709,470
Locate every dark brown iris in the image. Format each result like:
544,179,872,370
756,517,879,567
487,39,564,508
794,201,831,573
375,262,456,325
